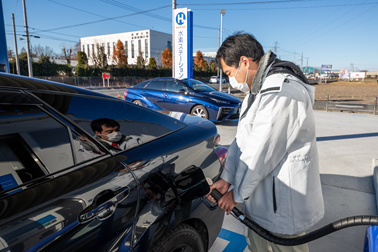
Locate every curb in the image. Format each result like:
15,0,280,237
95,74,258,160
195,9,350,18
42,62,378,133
372,158,378,211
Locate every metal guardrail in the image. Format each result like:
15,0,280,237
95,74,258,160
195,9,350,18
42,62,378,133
314,96,377,115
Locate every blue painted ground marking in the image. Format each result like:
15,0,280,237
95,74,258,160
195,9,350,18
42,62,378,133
218,228,248,252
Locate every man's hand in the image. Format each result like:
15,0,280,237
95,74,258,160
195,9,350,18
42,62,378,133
218,189,238,215
206,178,231,203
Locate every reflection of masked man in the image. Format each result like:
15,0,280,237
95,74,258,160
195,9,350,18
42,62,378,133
85,118,142,154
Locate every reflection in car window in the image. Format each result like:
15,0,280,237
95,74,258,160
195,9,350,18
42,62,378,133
32,93,185,154
147,81,164,90
165,81,187,92
0,105,104,193
181,79,215,92
133,80,149,89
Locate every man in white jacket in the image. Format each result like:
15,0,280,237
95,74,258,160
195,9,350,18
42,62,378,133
207,33,324,251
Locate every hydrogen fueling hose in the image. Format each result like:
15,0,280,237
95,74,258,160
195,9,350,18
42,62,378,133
210,189,378,246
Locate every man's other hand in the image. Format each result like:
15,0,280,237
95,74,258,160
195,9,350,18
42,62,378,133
218,189,238,215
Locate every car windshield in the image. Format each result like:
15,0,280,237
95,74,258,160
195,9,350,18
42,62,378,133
181,79,215,92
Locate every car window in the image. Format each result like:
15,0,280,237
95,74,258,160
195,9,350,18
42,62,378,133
0,102,105,194
165,81,188,92
181,79,215,92
133,80,149,89
32,92,185,155
146,81,164,90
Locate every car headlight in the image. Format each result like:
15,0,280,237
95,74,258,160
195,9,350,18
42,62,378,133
210,98,230,104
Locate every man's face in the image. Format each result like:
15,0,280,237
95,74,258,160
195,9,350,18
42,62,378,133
221,57,259,87
96,125,120,140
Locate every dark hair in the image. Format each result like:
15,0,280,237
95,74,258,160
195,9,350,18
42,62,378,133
91,118,120,133
215,32,264,69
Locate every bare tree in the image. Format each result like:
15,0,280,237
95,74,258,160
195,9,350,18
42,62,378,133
89,39,107,68
32,44,55,58
71,42,81,60
60,43,73,65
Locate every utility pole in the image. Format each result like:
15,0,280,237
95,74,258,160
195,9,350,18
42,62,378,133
300,52,303,71
22,0,32,77
294,52,296,64
219,9,225,92
217,26,220,77
273,41,278,55
172,0,176,78
12,14,20,75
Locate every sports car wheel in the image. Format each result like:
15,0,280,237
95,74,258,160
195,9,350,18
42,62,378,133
132,99,143,106
150,223,205,252
191,105,209,119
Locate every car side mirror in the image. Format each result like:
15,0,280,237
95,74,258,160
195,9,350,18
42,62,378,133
179,89,189,95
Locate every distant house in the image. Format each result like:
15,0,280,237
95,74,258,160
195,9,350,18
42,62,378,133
367,70,378,78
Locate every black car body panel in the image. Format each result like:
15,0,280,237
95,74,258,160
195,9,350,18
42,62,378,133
0,73,225,252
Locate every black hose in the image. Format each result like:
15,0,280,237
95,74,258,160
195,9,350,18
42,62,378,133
210,189,378,246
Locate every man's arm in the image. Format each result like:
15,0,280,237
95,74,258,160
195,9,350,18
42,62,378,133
232,90,308,203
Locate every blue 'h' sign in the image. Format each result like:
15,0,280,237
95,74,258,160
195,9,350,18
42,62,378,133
176,12,186,25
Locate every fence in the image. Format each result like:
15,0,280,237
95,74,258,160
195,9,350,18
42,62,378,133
314,95,377,115
34,76,212,88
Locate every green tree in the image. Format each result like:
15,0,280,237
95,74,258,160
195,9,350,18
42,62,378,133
148,57,157,69
37,54,57,76
202,61,208,71
77,51,88,67
210,60,216,72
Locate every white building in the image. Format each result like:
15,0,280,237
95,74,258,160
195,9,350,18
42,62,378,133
80,29,171,66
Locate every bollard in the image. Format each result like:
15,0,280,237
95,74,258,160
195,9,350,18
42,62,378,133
326,95,329,112
374,97,377,115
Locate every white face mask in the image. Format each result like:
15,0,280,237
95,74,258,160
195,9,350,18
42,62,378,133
229,62,250,93
105,132,122,142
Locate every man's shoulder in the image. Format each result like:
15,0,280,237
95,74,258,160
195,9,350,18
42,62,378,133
260,73,287,95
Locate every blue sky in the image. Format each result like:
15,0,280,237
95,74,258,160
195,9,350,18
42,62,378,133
2,0,378,71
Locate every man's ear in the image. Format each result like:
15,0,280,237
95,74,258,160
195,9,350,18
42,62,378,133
239,56,250,69
95,131,102,137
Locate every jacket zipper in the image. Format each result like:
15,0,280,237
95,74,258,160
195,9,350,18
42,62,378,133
273,176,277,213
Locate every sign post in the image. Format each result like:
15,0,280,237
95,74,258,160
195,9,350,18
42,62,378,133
173,8,193,79
102,72,110,87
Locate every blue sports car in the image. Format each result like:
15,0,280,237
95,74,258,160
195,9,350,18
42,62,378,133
124,77,241,121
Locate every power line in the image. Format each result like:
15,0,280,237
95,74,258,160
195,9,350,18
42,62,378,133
101,0,218,30
178,0,320,6
190,2,378,10
33,5,172,34
47,0,151,30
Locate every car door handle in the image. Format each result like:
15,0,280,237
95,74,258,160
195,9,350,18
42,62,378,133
163,94,168,97
78,186,130,224
142,91,146,95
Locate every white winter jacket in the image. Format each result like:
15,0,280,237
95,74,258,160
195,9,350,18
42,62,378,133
221,72,324,235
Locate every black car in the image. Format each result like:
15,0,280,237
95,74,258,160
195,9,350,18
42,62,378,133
0,73,226,252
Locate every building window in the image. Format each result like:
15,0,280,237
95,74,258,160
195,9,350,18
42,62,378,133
107,42,110,57
167,41,172,51
131,40,134,58
138,40,141,55
145,39,148,58
87,44,90,56
125,41,128,57
92,44,94,56
113,42,116,54
82,45,85,52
